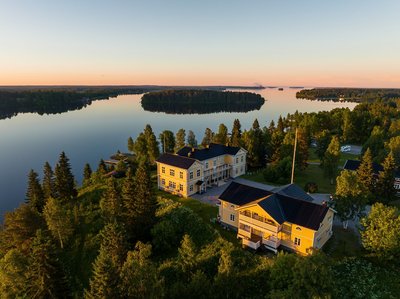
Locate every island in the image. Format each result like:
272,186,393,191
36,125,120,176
296,88,400,102
140,89,265,114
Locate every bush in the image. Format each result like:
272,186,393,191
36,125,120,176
304,182,318,193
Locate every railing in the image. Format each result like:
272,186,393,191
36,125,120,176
263,236,281,249
242,238,260,250
238,228,251,239
239,214,281,233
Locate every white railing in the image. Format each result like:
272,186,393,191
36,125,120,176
242,238,260,250
238,228,251,238
263,236,281,249
239,214,280,233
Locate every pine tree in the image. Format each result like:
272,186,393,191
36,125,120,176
83,163,92,186
42,161,55,199
127,136,134,153
159,130,175,153
54,151,76,200
144,124,160,164
178,234,197,273
122,168,136,226
213,124,228,145
100,178,122,223
175,129,186,152
26,169,45,212
97,159,108,175
187,130,197,147
376,152,397,203
130,165,157,241
99,222,128,269
201,128,213,147
230,119,242,147
25,230,69,298
133,132,148,164
85,246,120,299
277,116,285,133
357,148,374,194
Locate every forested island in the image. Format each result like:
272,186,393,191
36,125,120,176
296,88,400,102
141,90,265,114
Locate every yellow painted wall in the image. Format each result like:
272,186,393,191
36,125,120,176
313,209,334,249
219,200,239,228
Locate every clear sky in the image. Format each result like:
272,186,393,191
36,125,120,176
0,0,399,87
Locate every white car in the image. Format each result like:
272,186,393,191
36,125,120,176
340,145,351,152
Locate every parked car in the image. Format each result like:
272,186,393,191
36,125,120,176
340,145,351,152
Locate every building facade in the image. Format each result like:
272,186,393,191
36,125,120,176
218,182,334,255
156,143,247,197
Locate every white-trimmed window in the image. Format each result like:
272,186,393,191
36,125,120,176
241,156,244,162
294,237,301,246
213,159,216,166
161,167,165,174
189,185,193,192
205,162,209,169
161,179,165,185
170,169,175,176
179,184,183,191
236,157,239,163
190,172,193,179
197,169,200,177
230,214,235,221
179,171,183,179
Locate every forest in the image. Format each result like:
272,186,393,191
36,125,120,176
1,98,400,298
141,90,265,114
296,88,400,102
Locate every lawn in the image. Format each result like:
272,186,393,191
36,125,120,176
322,225,363,258
308,148,360,167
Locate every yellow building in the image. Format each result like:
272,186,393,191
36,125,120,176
156,143,247,197
218,182,334,255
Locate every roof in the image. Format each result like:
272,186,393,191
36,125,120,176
343,159,400,178
219,181,272,206
156,153,197,169
220,182,329,230
176,143,242,161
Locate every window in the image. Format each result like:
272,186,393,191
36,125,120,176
179,171,183,179
241,156,244,162
205,162,208,169
189,185,193,192
294,237,301,246
230,214,235,221
197,169,200,177
240,166,243,173
236,168,238,174
170,169,175,176
179,184,183,191
236,157,239,163
296,227,302,231
161,167,165,174
189,172,193,179
161,179,165,185
213,159,216,166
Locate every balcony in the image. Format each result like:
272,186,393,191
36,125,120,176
241,234,262,250
239,212,281,234
238,228,251,239
263,235,281,249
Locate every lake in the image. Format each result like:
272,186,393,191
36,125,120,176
0,88,356,218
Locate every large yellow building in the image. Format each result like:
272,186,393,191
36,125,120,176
156,143,247,197
218,182,334,255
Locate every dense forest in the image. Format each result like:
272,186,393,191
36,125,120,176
296,88,400,102
141,90,265,114
1,99,400,298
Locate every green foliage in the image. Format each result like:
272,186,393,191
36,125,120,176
323,135,341,183
263,156,292,184
159,130,175,153
304,182,318,193
315,129,331,161
201,128,213,147
99,178,122,223
26,169,45,212
144,124,160,164
213,123,228,145
42,161,55,199
99,222,128,268
356,148,374,196
54,151,76,200
83,163,92,186
187,130,197,147
0,249,29,298
360,203,400,258
386,135,400,167
376,152,397,203
230,118,242,147
175,128,186,152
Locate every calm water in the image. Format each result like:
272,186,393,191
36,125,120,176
0,88,356,218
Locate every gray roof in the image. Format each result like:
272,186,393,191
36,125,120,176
177,143,242,161
156,153,196,169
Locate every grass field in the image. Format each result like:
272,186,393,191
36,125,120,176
323,225,363,258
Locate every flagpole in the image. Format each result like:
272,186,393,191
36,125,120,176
291,128,298,184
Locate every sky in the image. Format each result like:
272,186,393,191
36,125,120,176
0,0,399,87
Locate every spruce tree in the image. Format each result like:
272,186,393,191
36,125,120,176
100,178,122,223
159,130,175,153
213,124,228,145
85,246,120,299
175,128,186,152
83,163,92,186
376,152,397,203
97,159,107,175
25,230,69,298
144,124,160,164
127,136,134,153
54,151,76,200
122,168,136,226
130,165,157,241
42,161,55,199
231,119,242,147
201,128,213,147
99,222,128,269
277,116,285,133
26,169,45,212
357,148,374,194
187,130,197,147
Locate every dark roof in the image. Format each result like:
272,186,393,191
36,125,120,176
176,143,242,161
219,181,272,206
156,153,197,169
343,159,400,178
220,182,329,230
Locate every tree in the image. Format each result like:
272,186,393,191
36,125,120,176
334,170,368,229
115,160,127,173
277,115,285,133
315,129,331,161
127,136,134,153
213,123,228,145
97,159,108,175
26,169,45,212
0,249,29,297
159,130,175,153
230,119,242,147
323,136,341,184
25,230,69,298
129,165,157,241
342,110,356,143
386,136,400,167
133,132,148,164
144,124,160,164
356,148,374,195
42,161,55,199
360,203,400,258
85,245,120,299
100,178,122,223
99,222,128,269
83,163,92,186
119,242,164,299
376,152,397,203
187,130,197,147
362,126,385,158
178,234,197,274
201,128,213,147
242,119,265,168
43,197,74,249
54,151,76,200
175,129,186,152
